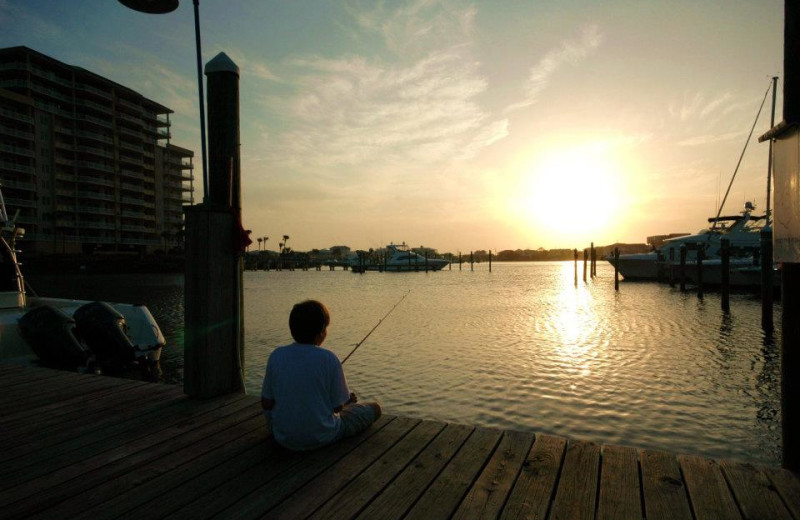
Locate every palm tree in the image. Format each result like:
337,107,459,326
282,235,290,254
263,236,269,251
257,237,263,251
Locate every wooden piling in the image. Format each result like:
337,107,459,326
583,249,587,282
590,242,595,277
574,249,578,287
614,247,619,291
489,250,492,272
696,243,704,298
184,52,245,398
784,263,800,471
680,244,687,291
459,252,462,271
470,251,474,271
721,238,730,312
762,227,774,331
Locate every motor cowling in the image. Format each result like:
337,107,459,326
74,301,135,368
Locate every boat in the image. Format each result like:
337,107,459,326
0,200,165,373
609,202,768,281
349,243,449,272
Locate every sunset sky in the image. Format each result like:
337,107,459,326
0,0,785,252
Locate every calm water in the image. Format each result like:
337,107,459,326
27,262,782,465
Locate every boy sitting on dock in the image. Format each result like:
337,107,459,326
261,300,382,451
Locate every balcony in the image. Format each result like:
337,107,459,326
121,224,152,232
119,154,143,167
55,156,75,167
75,98,111,115
77,160,114,174
79,221,116,230
117,98,141,113
0,124,34,140
0,143,34,158
0,107,34,124
77,145,114,160
4,197,37,208
78,175,115,188
120,181,142,192
75,113,112,129
0,161,35,175
118,127,142,140
78,191,115,202
84,205,115,216
120,169,145,181
119,141,142,153
75,83,112,100
75,130,113,145
30,65,73,88
120,196,145,206
117,112,142,127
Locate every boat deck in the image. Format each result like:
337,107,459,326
1,363,799,520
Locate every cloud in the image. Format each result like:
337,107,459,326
349,0,476,57
256,40,501,172
504,24,604,114
676,130,744,147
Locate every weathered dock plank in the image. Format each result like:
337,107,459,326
1,364,799,520
403,428,503,520
500,433,567,520
641,449,694,520
766,467,800,519
451,429,534,520
722,460,795,520
354,423,473,520
308,420,446,520
549,439,601,520
597,444,642,520
680,454,742,520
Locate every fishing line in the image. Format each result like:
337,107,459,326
340,290,411,365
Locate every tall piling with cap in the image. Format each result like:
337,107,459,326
184,52,245,398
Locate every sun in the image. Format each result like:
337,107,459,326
512,143,624,241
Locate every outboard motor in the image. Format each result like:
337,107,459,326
74,301,135,368
19,305,93,367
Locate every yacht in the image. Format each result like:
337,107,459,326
350,243,449,272
609,202,767,281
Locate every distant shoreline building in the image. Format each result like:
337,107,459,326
0,46,194,255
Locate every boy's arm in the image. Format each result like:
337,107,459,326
333,392,357,413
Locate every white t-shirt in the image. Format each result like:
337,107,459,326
261,343,350,450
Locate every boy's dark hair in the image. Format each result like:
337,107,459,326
289,300,330,344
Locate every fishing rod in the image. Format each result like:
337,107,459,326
340,290,411,365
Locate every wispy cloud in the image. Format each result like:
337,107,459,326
348,0,476,57
253,2,505,174
504,24,604,114
676,130,744,147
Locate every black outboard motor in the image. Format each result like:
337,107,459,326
19,305,93,367
74,301,135,369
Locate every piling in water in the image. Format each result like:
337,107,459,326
574,249,578,287
696,243,704,298
762,227,774,331
721,238,730,312
614,247,619,291
583,249,588,282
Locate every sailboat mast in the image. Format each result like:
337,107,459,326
766,76,779,225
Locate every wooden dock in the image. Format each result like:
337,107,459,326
1,364,799,520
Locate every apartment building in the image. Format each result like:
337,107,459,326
0,46,194,255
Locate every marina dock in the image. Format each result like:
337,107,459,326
1,363,799,520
